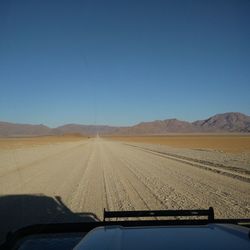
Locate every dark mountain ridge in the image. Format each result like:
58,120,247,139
0,112,249,137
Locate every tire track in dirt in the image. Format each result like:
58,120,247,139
105,145,167,210
105,140,250,218
103,146,152,210
99,142,133,213
0,142,88,178
123,143,250,182
106,142,200,211
1,137,250,243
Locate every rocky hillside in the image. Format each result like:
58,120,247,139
193,112,250,132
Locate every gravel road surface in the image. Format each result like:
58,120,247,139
0,137,249,243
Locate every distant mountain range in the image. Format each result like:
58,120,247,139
0,112,250,137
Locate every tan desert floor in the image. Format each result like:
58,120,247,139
0,137,250,243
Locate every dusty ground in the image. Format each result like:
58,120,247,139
108,135,250,171
0,134,87,150
0,137,250,244
107,135,250,153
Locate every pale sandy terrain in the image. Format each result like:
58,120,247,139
107,135,250,153
0,135,87,150
108,135,250,171
0,137,250,243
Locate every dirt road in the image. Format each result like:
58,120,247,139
0,137,250,242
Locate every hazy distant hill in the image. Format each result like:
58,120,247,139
52,124,120,135
0,112,249,137
117,119,198,135
0,122,51,137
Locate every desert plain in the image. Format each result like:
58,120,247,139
0,134,250,243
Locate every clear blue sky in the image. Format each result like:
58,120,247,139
0,0,249,127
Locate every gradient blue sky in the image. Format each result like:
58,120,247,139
0,0,249,127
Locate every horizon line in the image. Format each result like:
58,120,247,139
0,111,249,128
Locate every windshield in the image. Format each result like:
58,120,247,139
0,0,250,245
